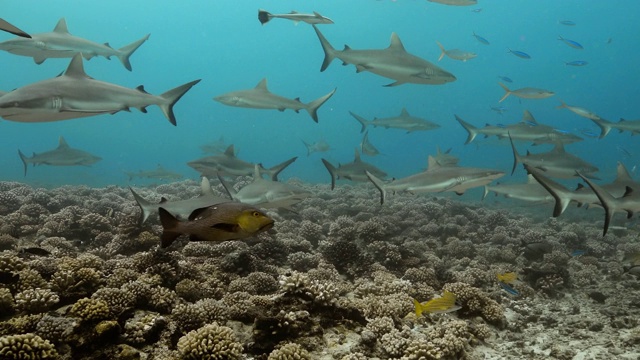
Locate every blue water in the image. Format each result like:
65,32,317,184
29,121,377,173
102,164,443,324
1,0,638,191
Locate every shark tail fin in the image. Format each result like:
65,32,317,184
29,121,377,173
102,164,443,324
508,133,523,175
454,115,478,144
306,88,336,122
302,140,312,156
366,170,387,205
258,9,272,25
159,79,201,126
268,156,298,181
312,25,336,72
117,34,150,71
321,158,337,190
525,165,572,217
349,111,370,133
590,117,613,139
436,41,446,61
158,207,182,248
482,186,490,201
216,173,237,200
576,172,618,236
498,83,511,103
129,187,155,225
17,149,29,177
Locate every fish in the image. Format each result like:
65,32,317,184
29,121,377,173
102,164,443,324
0,18,31,38
498,76,513,83
523,241,553,260
0,54,200,125
0,271,19,285
130,177,231,224
498,282,520,296
496,272,518,284
617,146,632,158
559,20,576,26
436,41,477,62
322,149,388,190
367,156,504,204
432,146,459,167
472,32,490,45
200,136,229,154
258,9,334,25
622,252,640,266
507,49,531,59
556,101,603,121
302,140,331,156
498,83,555,103
413,291,461,317
187,145,297,181
360,131,380,156
571,250,587,257
624,265,640,277
158,202,275,248
482,174,553,203
125,165,183,182
427,0,477,6
612,118,640,136
558,36,583,49
0,18,149,71
312,25,456,86
18,247,51,257
491,106,507,115
213,78,336,123
218,165,312,211
471,8,483,13
18,136,101,176
565,60,588,66
350,109,440,133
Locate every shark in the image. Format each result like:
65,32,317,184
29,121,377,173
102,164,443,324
258,9,334,25
213,78,336,123
350,108,440,133
218,166,313,211
0,18,30,38
187,145,297,181
366,156,505,204
18,136,101,176
587,117,640,138
130,177,231,224
312,25,456,87
0,18,149,71
360,131,380,156
482,174,553,203
302,140,331,156
125,165,183,182
0,54,200,125
322,149,388,190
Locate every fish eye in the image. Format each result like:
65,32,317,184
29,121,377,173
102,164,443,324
252,211,261,217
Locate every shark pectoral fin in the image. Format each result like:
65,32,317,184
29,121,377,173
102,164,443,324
455,191,465,196
383,81,405,87
278,107,286,112
139,107,148,113
355,64,372,73
33,56,47,65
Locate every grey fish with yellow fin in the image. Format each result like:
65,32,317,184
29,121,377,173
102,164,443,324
258,9,334,25
436,41,477,61
498,83,555,103
159,202,274,248
557,101,603,121
0,18,31,38
18,136,101,176
0,18,148,70
413,291,461,317
312,25,455,86
322,149,388,190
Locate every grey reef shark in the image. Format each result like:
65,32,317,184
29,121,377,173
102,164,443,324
213,78,336,123
0,18,31,38
350,108,440,133
0,54,200,125
312,25,456,86
0,18,148,71
258,9,334,25
125,165,183,182
18,136,101,176
322,149,388,190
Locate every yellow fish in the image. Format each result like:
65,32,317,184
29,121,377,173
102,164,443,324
413,291,461,317
496,272,518,284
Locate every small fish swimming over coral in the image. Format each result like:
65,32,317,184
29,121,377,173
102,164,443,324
413,291,461,316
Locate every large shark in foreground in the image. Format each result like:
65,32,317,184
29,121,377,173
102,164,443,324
0,54,200,125
0,18,148,71
0,18,31,38
18,136,101,176
312,25,455,86
213,78,336,123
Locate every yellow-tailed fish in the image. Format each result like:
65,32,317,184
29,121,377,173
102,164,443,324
496,272,518,284
413,291,461,317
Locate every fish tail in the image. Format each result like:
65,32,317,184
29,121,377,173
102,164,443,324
365,170,387,205
590,117,613,139
508,133,522,175
313,25,336,72
436,41,446,62
129,187,156,225
349,111,370,133
17,149,29,177
413,298,423,317
117,34,150,71
482,185,490,201
576,172,620,236
524,165,572,217
454,114,478,144
302,140,311,156
556,100,568,109
306,88,336,122
159,79,201,126
321,158,338,190
258,9,273,25
498,83,511,103
268,156,298,181
158,207,182,248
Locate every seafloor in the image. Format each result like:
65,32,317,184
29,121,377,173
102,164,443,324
0,178,638,360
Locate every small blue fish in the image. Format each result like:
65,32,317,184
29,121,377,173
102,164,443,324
579,129,600,138
471,8,482,13
498,76,513,83
491,106,507,115
571,250,587,257
559,20,576,26
553,128,570,134
499,282,519,296
507,48,531,59
472,32,490,45
565,60,588,66
558,36,583,49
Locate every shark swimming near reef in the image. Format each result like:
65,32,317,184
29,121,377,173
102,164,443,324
0,54,200,125
483,174,553,203
258,9,334,25
312,25,456,86
0,18,149,70
350,108,440,133
18,136,101,176
322,149,388,190
125,165,183,182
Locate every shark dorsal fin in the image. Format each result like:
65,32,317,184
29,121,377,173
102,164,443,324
522,110,537,124
400,108,410,117
53,18,69,33
253,164,262,180
427,155,441,170
160,197,168,203
224,145,235,157
255,78,268,91
57,136,70,149
290,10,299,14
388,33,406,52
136,85,150,94
354,149,361,162
200,176,214,196
64,54,89,78
623,186,634,198
313,11,323,17
575,183,585,191
615,161,633,182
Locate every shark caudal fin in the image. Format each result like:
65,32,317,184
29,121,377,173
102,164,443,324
321,158,338,190
217,173,238,200
306,88,336,122
117,34,150,71
349,111,371,133
267,156,298,181
17,149,30,177
524,164,573,217
129,187,157,225
498,83,512,103
454,114,479,144
508,133,524,175
312,25,337,72
576,172,621,237
158,207,182,248
159,79,201,126
365,170,387,205
589,117,613,139
258,9,273,25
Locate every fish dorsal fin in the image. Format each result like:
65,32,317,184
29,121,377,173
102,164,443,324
53,18,70,33
224,145,236,157
526,174,537,184
522,110,537,124
253,164,262,180
103,42,113,49
290,10,299,14
136,85,149,94
255,78,268,91
188,206,210,221
200,176,214,196
160,197,168,203
623,186,634,198
615,161,633,182
354,149,361,162
388,33,406,52
64,54,89,78
427,156,441,170
400,108,410,117
57,136,70,149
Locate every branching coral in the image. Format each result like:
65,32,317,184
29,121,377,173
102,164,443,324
267,342,311,360
177,323,243,360
0,333,58,359
443,282,505,326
